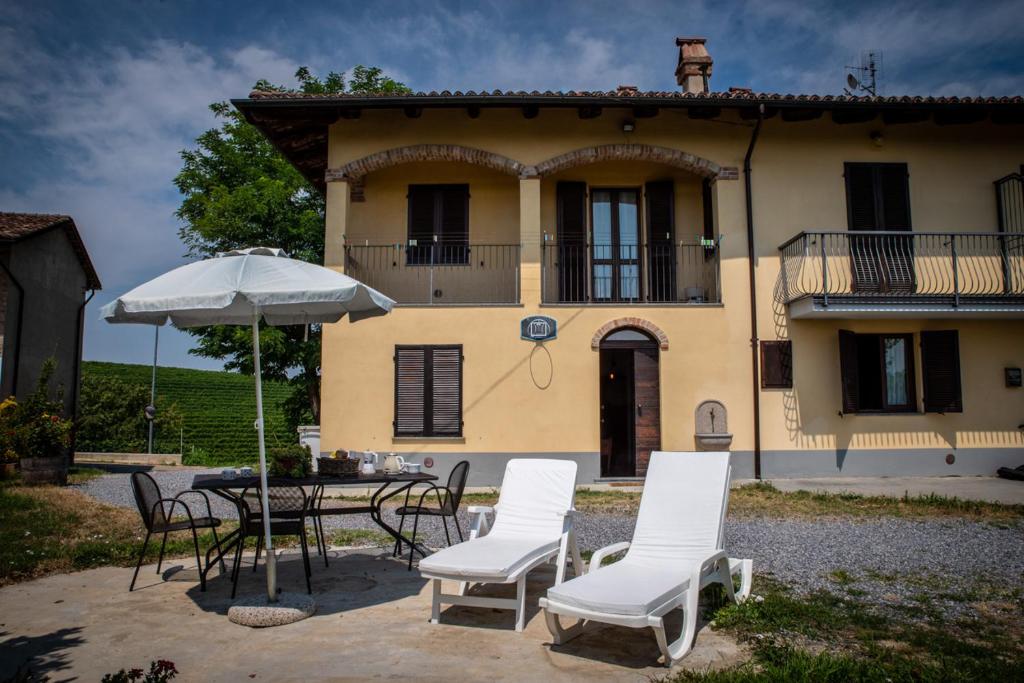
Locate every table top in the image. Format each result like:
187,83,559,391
191,470,438,490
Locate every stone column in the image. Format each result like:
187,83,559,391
324,178,350,271
518,176,542,306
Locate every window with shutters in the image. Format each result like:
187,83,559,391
556,181,587,302
646,180,676,302
844,163,914,293
394,345,463,437
760,340,793,389
838,331,916,413
407,184,469,265
920,330,962,413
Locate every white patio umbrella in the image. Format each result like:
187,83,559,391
101,247,394,603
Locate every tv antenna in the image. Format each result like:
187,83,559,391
844,51,881,97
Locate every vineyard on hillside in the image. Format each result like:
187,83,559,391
80,362,296,465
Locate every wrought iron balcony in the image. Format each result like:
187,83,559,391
344,243,520,305
778,231,1024,318
541,241,721,305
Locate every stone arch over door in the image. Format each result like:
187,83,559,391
528,143,723,179
591,318,670,350
326,144,526,182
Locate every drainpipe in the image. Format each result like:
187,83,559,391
68,288,96,463
0,258,24,399
744,105,764,480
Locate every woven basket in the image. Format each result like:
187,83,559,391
317,457,361,477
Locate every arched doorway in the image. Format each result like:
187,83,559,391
599,328,661,477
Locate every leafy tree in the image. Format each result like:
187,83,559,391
77,375,183,453
175,67,410,428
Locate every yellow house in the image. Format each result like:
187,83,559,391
235,38,1024,485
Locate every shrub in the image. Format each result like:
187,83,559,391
0,359,72,461
76,374,182,453
102,660,178,683
267,443,312,478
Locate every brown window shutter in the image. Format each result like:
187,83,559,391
646,181,674,244
556,181,587,244
394,347,426,435
646,180,675,302
407,186,435,243
838,330,860,413
430,346,463,435
845,163,878,231
438,184,469,264
556,181,587,302
760,340,793,389
921,330,962,413
701,177,715,243
879,164,911,230
438,185,469,245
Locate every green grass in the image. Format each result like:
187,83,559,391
0,479,229,585
82,361,295,466
728,481,1024,521
325,528,391,547
666,576,1024,682
428,483,1024,521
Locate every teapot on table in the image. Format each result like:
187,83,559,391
383,453,405,475
360,450,379,475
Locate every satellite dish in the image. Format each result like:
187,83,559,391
847,73,860,90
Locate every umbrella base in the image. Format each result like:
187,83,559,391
228,592,316,627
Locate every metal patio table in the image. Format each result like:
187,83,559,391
191,471,438,584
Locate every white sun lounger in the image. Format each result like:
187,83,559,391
539,451,752,666
417,458,583,632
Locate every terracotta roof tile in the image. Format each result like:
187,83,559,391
0,212,101,289
246,89,1024,105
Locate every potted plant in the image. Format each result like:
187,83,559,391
6,359,72,485
267,443,313,478
0,396,19,478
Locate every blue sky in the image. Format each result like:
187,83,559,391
2,0,1022,369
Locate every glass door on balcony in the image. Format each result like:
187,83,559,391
591,189,641,302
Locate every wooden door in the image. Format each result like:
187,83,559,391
632,346,661,476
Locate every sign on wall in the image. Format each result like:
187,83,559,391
520,315,557,342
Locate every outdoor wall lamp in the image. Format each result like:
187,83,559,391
622,120,636,133
870,130,884,148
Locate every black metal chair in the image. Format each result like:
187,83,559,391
129,471,223,592
232,484,313,598
395,460,470,569
307,485,375,567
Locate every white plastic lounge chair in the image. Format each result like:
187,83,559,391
539,451,752,666
418,458,583,632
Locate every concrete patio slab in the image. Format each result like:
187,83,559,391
0,548,746,682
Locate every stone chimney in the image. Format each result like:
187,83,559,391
675,37,713,93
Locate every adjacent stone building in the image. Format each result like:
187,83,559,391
0,213,101,420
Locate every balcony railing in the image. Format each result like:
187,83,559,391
344,243,520,305
778,231,1024,310
541,241,721,304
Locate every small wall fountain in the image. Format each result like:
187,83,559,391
694,400,733,451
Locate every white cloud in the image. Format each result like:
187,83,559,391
0,31,298,366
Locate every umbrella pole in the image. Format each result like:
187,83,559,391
252,313,277,602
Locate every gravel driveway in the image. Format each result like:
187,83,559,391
77,468,1024,621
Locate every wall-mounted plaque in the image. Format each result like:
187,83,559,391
520,315,557,342
1006,367,1022,388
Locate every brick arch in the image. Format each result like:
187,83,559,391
591,318,670,351
329,144,526,180
528,143,722,179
